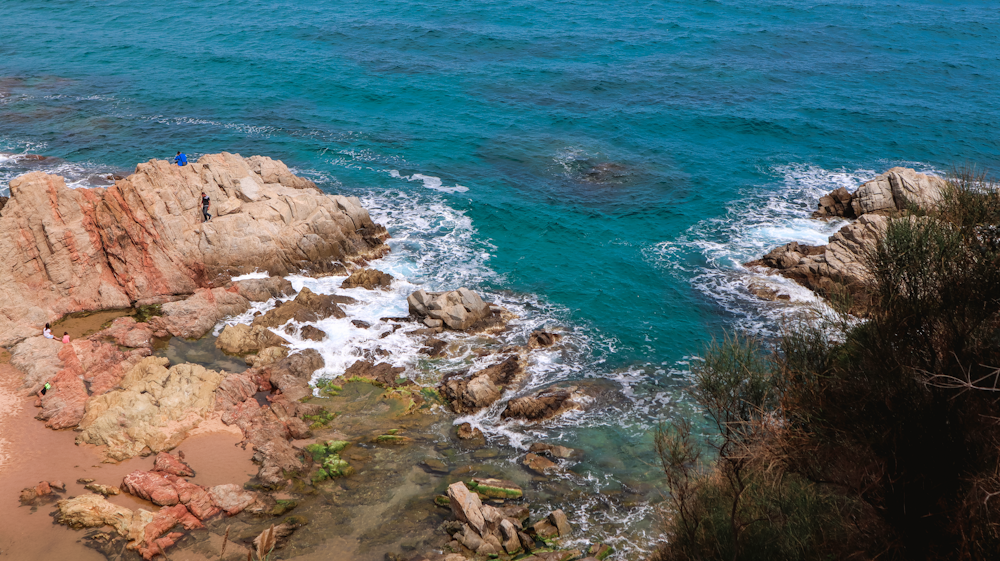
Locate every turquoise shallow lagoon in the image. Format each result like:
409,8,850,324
2,0,1000,556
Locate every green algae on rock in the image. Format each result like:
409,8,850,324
466,478,523,499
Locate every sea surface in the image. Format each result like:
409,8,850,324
3,0,1000,556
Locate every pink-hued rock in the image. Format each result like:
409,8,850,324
153,452,195,477
98,316,155,348
135,504,202,560
207,484,258,516
122,471,180,506
35,356,89,429
0,153,388,346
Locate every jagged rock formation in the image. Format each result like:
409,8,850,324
341,268,393,290
408,288,491,331
0,153,388,346
812,167,947,219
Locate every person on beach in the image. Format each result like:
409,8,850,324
201,192,211,222
43,323,53,339
174,151,188,166
62,332,70,344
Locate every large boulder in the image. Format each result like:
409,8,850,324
501,386,581,422
0,153,388,346
407,288,491,331
216,324,288,355
341,268,393,290
252,286,348,328
233,276,295,302
850,167,946,217
76,357,224,461
151,287,250,339
440,356,523,414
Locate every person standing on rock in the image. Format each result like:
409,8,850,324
174,151,188,166
200,192,211,222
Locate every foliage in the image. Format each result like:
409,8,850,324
654,171,1000,561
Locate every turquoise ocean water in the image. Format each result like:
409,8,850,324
3,0,1000,553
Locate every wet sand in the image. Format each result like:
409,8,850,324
0,354,255,560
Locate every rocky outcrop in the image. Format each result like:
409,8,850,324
341,268,393,290
753,215,888,312
0,153,388,346
812,187,855,219
150,287,250,339
216,323,289,355
252,286,348,328
850,167,946,216
234,276,295,302
810,168,946,220
408,288,492,331
76,357,224,461
440,356,524,414
502,386,581,422
756,168,948,313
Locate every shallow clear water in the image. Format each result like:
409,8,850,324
3,0,1000,555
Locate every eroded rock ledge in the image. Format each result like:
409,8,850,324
0,152,388,345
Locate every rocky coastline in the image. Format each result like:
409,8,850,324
0,154,613,561
746,167,949,313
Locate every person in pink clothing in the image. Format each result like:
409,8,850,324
61,332,70,344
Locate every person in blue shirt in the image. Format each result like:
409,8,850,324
174,151,188,166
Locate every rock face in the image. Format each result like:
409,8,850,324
0,153,388,346
812,186,855,219
76,357,224,461
408,288,491,331
850,167,946,216
341,268,393,290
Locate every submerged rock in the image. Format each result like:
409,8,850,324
529,442,580,460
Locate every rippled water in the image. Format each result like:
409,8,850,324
3,0,1000,556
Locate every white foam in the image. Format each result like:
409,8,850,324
388,170,469,193
647,162,941,336
230,270,271,281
